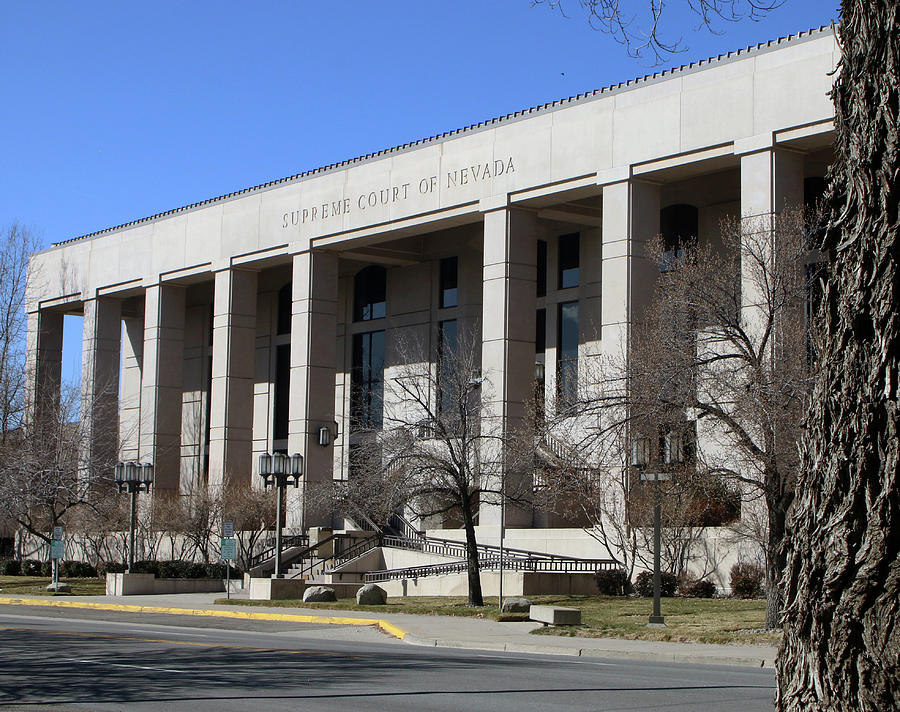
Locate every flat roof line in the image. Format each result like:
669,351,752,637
51,24,833,248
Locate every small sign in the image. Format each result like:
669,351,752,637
221,537,237,561
223,521,234,538
50,540,64,559
52,526,63,540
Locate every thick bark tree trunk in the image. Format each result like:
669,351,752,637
766,488,788,629
462,499,484,606
776,3,900,710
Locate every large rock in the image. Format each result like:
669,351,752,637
501,597,532,613
302,585,337,603
355,583,387,605
46,582,71,594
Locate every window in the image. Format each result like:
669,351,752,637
277,283,292,335
439,256,458,308
558,233,579,289
438,319,458,413
659,204,698,271
353,266,386,321
557,301,578,405
351,330,385,430
535,308,546,356
273,344,290,441
537,240,547,297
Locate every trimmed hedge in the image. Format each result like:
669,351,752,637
634,570,678,597
21,559,42,576
129,560,240,579
594,568,631,596
0,559,22,575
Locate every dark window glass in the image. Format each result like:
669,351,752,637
804,177,827,248
659,204,698,271
438,319,458,413
558,233,580,289
535,308,546,354
353,266,387,321
557,301,579,404
277,283,292,335
537,240,547,297
351,330,385,430
439,256,458,308
273,344,290,440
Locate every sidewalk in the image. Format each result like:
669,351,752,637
0,591,778,669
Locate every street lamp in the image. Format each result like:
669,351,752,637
114,461,154,572
258,452,303,577
639,469,671,627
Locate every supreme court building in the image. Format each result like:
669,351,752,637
25,27,838,571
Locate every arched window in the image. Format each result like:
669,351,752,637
659,204,698,272
277,283,292,335
353,266,386,321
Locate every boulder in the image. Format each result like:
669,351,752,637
501,596,532,613
46,582,71,594
302,585,337,603
355,583,387,605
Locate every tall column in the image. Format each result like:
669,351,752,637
81,297,122,473
287,250,338,529
139,284,185,493
208,268,258,490
119,316,144,462
480,205,537,527
25,309,63,425
600,179,661,361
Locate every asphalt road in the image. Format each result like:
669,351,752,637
0,607,775,712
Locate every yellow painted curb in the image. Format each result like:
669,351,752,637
0,596,407,640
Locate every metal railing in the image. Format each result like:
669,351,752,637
287,532,381,579
365,556,619,583
247,534,309,569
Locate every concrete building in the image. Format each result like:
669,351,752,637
25,27,838,589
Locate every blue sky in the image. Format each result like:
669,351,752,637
1,1,838,383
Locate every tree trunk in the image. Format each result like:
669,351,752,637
461,499,484,606
775,3,900,710
765,488,787,630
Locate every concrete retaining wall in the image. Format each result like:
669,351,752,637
106,573,231,596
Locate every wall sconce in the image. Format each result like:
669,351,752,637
318,425,331,447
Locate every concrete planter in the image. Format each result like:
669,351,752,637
106,573,233,596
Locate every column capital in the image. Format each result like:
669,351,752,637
596,165,631,187
733,132,775,156
478,194,510,213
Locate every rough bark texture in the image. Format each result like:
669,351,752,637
776,3,900,710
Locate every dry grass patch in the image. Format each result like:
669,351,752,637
0,575,106,596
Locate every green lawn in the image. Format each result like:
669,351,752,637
215,594,777,645
0,575,106,596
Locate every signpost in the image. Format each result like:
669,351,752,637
222,522,236,600
50,526,64,589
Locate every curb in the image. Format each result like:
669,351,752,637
0,596,408,641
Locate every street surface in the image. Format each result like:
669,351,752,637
0,606,775,711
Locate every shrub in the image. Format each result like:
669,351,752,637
680,578,717,598
21,559,42,576
204,563,242,579
60,561,98,578
0,559,22,576
98,561,127,575
594,568,630,596
730,561,765,598
635,570,678,597
40,561,52,577
131,560,161,576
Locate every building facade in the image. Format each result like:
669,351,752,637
25,27,837,573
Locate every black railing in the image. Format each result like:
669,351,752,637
248,534,309,569
365,556,618,582
381,533,593,565
288,533,381,579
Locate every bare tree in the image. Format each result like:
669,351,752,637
222,483,276,571
327,325,534,606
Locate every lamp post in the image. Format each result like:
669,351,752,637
114,461,154,572
633,434,669,627
258,452,302,577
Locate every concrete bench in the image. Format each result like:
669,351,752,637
529,605,582,626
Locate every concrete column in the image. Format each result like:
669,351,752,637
288,250,338,529
139,284,185,493
208,269,258,490
119,316,144,463
480,206,537,527
600,180,661,361
81,297,122,472
25,309,63,425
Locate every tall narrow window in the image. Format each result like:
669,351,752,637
273,344,290,440
557,301,579,405
277,283,292,335
353,266,386,321
558,233,580,289
537,240,547,297
438,319,458,413
351,330,385,430
659,204,698,271
439,256,458,308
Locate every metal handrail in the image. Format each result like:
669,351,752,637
325,533,383,571
381,533,592,564
248,534,309,568
288,533,380,579
365,556,619,582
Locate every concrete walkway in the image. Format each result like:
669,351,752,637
0,590,778,669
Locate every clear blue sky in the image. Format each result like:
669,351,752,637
1,0,837,383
